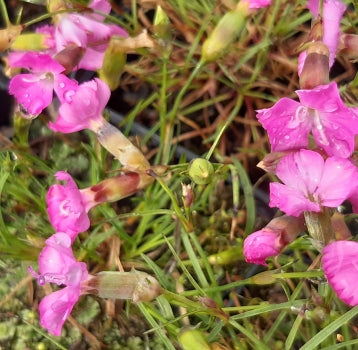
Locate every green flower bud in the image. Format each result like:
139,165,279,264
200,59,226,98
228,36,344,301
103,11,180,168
201,2,249,62
83,270,163,303
153,5,171,41
98,37,127,91
208,245,243,265
11,33,47,51
188,158,214,185
178,329,211,350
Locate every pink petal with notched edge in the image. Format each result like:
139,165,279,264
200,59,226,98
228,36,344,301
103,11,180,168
48,78,109,133
39,287,80,336
9,73,54,116
269,182,320,217
297,82,358,158
269,150,358,217
256,97,312,152
243,229,280,266
317,156,358,207
322,241,358,306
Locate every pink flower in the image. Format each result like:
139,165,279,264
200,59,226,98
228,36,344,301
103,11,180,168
269,150,358,217
46,172,96,241
8,52,74,117
48,78,110,133
244,0,271,9
304,0,346,69
244,215,304,266
29,232,89,336
322,240,358,306
257,82,358,158
244,229,280,266
54,0,128,71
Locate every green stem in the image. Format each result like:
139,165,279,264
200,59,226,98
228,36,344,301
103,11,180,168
148,170,192,232
0,0,10,26
205,94,244,160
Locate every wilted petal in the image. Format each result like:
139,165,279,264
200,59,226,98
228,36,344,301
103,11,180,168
322,241,358,306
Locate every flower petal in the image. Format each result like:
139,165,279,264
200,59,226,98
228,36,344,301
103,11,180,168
322,241,358,306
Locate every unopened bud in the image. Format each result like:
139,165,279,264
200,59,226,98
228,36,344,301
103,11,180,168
84,270,163,303
249,270,277,285
299,42,329,89
188,158,214,185
208,245,243,265
11,33,47,51
85,172,140,203
153,5,171,41
98,38,127,91
54,45,85,74
339,34,358,59
330,211,352,240
47,0,67,12
201,2,249,62
182,183,194,208
0,25,23,52
178,329,211,350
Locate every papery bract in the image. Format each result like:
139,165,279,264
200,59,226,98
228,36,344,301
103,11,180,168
48,78,109,133
269,150,358,217
257,82,358,158
46,172,96,241
322,240,358,306
8,52,69,116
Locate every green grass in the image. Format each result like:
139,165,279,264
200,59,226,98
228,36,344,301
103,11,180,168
1,0,358,349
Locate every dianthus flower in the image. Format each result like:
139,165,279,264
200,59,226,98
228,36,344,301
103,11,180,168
48,78,109,133
322,240,358,306
54,0,128,71
47,170,142,241
28,233,89,336
269,149,358,217
8,51,76,117
257,82,358,158
46,171,96,240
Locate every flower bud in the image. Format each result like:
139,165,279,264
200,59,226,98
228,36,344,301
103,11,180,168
188,158,214,185
98,38,127,91
339,34,358,59
249,270,277,285
85,171,141,203
257,152,287,174
208,245,243,265
201,2,249,63
331,211,352,240
182,183,194,208
83,270,163,303
10,33,47,51
299,42,330,89
0,25,23,52
178,329,211,350
153,5,171,41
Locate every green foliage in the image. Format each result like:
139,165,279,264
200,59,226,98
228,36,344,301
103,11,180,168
1,0,358,349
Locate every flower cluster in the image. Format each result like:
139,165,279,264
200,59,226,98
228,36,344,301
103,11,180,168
5,0,163,336
243,0,358,307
